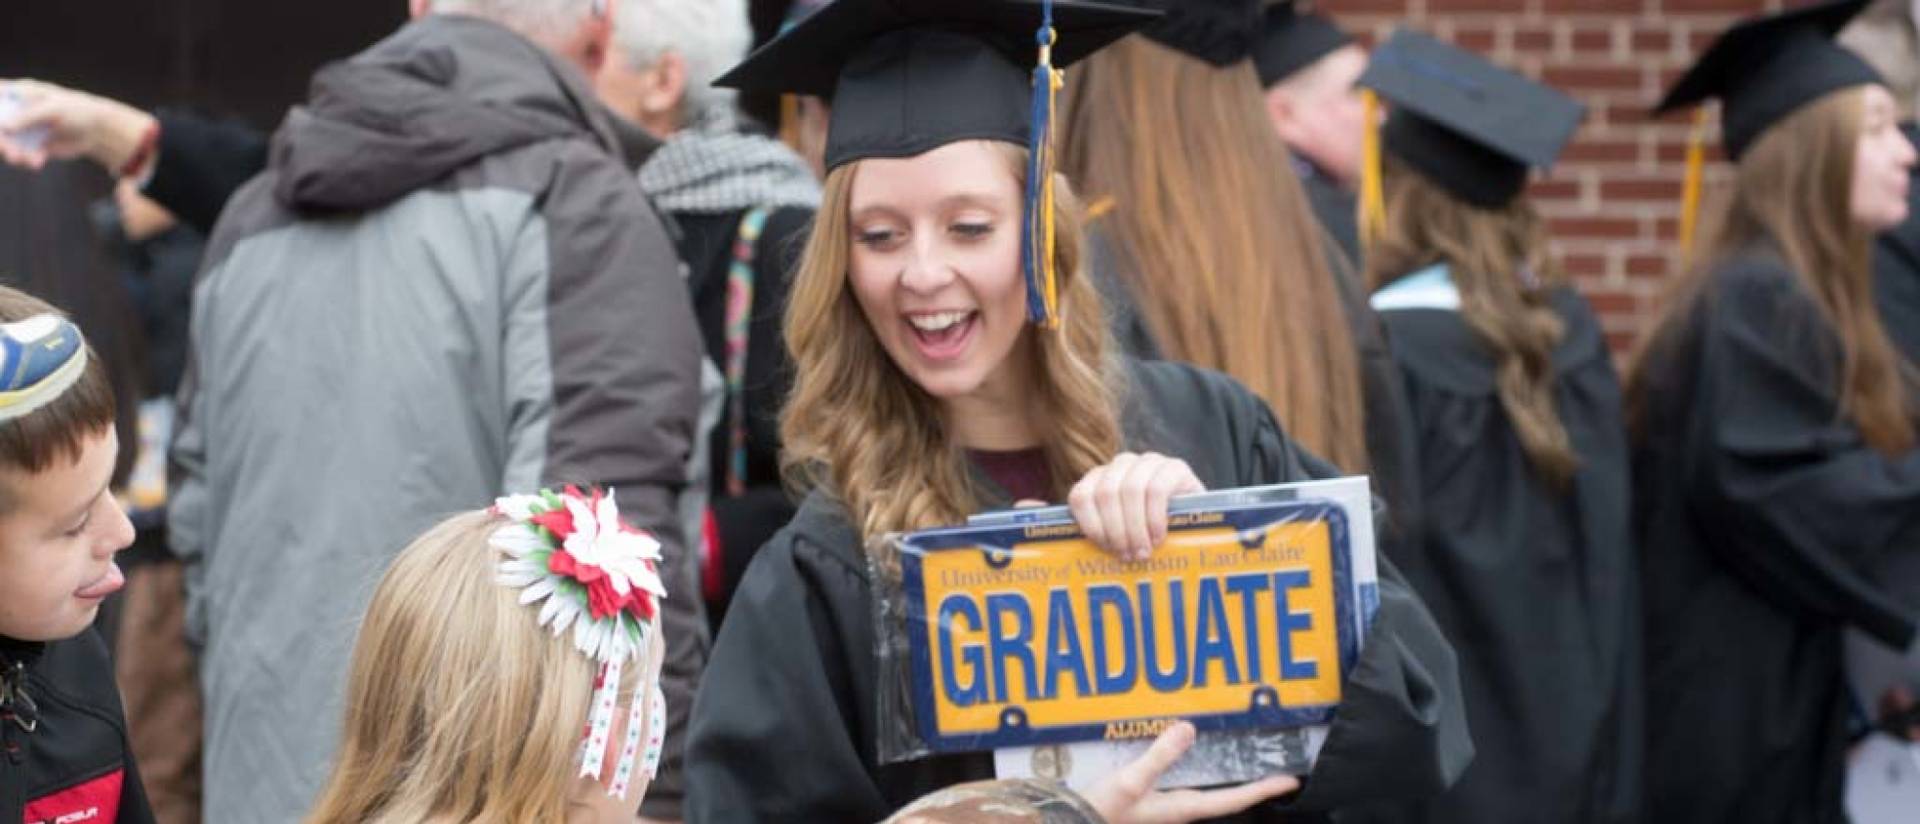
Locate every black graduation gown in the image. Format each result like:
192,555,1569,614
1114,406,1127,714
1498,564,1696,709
1873,122,1920,363
684,359,1473,823
1361,281,1640,824
1634,250,1920,823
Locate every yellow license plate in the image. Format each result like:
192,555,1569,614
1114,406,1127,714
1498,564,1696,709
899,501,1357,752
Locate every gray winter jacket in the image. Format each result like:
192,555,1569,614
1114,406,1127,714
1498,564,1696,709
167,14,707,822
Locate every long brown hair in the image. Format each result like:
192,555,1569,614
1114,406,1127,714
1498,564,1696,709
305,511,645,824
1627,86,1915,453
780,142,1126,544
1059,35,1368,472
1366,160,1578,485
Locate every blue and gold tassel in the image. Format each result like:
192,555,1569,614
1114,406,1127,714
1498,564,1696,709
1022,0,1063,329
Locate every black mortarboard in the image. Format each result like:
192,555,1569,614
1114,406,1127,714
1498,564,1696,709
715,0,1156,172
1253,2,1354,86
1655,0,1880,160
1358,28,1584,209
1099,0,1260,66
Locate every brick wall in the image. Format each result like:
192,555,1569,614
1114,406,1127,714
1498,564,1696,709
1322,0,1789,353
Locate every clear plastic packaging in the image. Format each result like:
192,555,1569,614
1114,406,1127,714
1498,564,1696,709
870,477,1380,789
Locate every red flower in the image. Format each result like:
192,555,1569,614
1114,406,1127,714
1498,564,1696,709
530,507,576,541
586,579,627,619
552,550,645,619
546,549,605,585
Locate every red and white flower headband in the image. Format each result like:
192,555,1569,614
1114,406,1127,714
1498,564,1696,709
491,486,667,799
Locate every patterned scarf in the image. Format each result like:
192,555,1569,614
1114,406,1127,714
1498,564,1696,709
636,109,820,215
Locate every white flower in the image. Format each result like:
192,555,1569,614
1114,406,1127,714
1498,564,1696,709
488,487,665,666
561,490,666,602
493,493,547,521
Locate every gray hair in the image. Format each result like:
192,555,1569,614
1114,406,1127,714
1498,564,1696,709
612,0,752,127
430,0,604,44
1841,0,1920,120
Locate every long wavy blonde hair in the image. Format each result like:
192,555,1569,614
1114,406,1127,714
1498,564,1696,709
1365,159,1579,487
305,511,644,824
1060,35,1369,472
1628,86,1915,454
780,142,1126,543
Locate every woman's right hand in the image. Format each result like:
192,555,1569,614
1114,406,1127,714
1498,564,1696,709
1067,452,1204,562
1080,722,1300,824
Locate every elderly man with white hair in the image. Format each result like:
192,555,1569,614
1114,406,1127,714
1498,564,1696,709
148,0,709,821
596,0,821,647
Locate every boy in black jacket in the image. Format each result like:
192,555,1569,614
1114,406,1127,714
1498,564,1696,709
0,285,151,823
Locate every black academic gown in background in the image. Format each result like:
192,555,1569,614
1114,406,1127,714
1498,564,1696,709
684,359,1473,823
1634,249,1920,824
1357,282,1640,824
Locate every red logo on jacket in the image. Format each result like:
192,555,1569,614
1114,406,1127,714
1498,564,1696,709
23,768,121,824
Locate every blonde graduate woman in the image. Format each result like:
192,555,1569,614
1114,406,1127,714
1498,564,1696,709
682,1,1472,821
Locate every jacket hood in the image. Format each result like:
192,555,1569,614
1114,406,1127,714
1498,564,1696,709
269,14,618,212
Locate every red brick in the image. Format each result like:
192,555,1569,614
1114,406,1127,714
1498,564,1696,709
1605,102,1669,129
1550,216,1641,240
1651,216,1685,241
1542,66,1647,93
1514,25,1555,51
1686,28,1722,54
1604,329,1640,354
1601,178,1685,201
1563,139,1642,163
1570,28,1615,55
1662,0,1768,12
1531,179,1584,201
1626,253,1675,278
1321,0,1411,14
1450,26,1498,53
1562,253,1610,277
1652,140,1726,164
1426,0,1514,11
1584,288,1642,316
1630,28,1673,54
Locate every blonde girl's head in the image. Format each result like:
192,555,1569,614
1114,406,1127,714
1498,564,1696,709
305,509,659,824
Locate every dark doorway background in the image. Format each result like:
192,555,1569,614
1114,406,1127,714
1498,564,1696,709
1,0,405,129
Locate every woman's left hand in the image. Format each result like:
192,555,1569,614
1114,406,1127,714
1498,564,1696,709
1068,452,1204,562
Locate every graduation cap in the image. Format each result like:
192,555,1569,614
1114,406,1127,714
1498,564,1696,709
718,0,1152,170
1655,0,1879,160
1097,0,1260,66
716,0,1158,327
1253,2,1355,87
1355,28,1584,211
1653,0,1879,254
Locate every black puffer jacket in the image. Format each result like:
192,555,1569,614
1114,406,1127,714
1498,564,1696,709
0,630,153,824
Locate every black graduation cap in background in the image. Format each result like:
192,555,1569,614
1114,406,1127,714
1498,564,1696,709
715,0,1156,172
1098,0,1260,66
1253,1,1354,87
1654,0,1879,160
1357,28,1584,209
